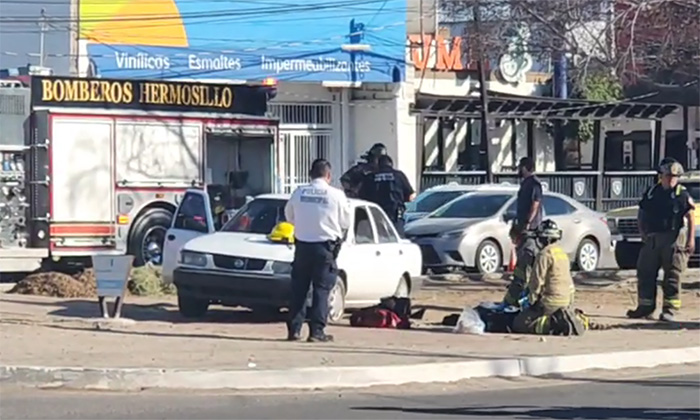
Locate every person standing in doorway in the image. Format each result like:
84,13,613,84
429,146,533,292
284,159,352,342
359,155,416,236
504,157,544,306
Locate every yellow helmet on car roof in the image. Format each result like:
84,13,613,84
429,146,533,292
268,222,294,244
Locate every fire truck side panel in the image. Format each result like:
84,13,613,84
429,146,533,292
51,116,115,224
114,120,203,187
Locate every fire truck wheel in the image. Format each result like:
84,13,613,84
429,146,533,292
129,208,174,267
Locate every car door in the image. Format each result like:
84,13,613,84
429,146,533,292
162,189,215,284
542,195,581,256
368,205,404,297
342,205,381,302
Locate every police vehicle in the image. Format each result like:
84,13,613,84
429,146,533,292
162,189,422,322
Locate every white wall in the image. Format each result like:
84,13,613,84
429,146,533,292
349,82,418,190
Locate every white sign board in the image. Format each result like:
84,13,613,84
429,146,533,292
93,255,133,298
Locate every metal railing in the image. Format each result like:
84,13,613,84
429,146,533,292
601,171,656,211
421,170,658,212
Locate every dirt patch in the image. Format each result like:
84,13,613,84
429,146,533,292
8,266,174,298
9,270,97,298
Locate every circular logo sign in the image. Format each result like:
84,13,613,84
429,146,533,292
612,180,623,197
233,259,245,269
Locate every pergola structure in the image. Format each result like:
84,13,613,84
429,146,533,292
411,91,681,210
413,91,678,120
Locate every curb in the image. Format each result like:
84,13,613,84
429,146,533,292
2,347,699,391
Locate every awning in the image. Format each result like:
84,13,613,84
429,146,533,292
412,91,679,120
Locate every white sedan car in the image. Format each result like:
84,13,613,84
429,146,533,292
162,189,422,322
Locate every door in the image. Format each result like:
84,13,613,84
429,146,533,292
279,131,331,192
269,103,334,193
542,195,581,255
368,206,404,297
162,189,215,284
342,205,381,302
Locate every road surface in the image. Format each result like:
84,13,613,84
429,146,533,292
1,373,698,419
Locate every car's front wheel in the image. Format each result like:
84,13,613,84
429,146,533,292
576,238,600,272
327,277,346,324
177,294,209,318
475,239,502,274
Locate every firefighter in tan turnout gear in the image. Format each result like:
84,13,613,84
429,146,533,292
627,160,696,322
513,220,587,336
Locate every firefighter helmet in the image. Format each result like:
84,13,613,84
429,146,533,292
268,222,295,244
536,219,563,242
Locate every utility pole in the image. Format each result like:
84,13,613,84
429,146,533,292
38,9,47,67
69,0,79,75
473,0,493,183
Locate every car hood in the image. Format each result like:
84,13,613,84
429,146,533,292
606,205,638,219
404,212,429,223
183,232,294,262
405,217,486,236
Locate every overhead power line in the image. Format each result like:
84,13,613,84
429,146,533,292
0,0,407,23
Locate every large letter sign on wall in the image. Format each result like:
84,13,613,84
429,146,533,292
79,0,407,83
408,35,478,72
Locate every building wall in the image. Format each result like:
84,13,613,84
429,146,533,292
270,80,419,191
348,81,419,190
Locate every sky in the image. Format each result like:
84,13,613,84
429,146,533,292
1,0,72,74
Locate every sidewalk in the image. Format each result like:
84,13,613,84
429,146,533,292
1,275,699,390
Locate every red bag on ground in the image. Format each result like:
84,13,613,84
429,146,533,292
350,308,403,329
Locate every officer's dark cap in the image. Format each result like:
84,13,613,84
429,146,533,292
369,143,388,156
309,158,331,179
378,155,393,168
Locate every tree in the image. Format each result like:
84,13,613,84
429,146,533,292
439,0,698,91
614,0,700,87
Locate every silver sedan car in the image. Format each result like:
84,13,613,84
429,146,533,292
404,190,614,274
404,183,517,224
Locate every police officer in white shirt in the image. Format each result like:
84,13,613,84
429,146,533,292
285,159,352,342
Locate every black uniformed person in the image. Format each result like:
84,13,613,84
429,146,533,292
504,157,544,306
340,143,387,198
285,159,352,342
627,160,696,322
359,155,416,235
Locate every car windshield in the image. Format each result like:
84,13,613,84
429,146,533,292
222,198,287,234
406,190,467,213
430,194,511,219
